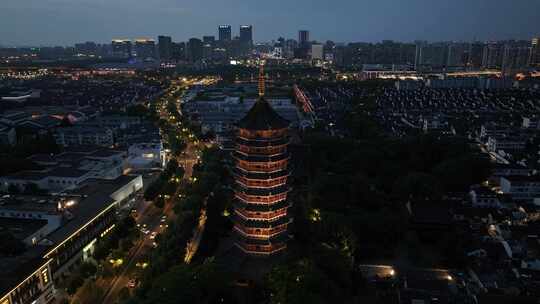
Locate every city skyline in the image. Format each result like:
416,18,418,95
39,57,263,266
1,0,540,46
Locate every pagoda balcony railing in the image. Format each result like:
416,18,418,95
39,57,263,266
235,208,288,221
235,242,287,254
233,198,290,212
233,167,289,180
235,192,288,204
233,151,289,163
236,137,289,147
238,128,287,140
234,223,289,238
237,160,289,172
235,176,288,188
236,144,288,155
235,165,289,176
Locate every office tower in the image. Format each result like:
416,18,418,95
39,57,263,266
499,41,530,72
240,25,253,46
416,42,448,68
311,44,324,60
414,41,425,69
446,43,468,67
482,42,504,69
203,43,213,60
172,42,186,61
284,39,297,59
233,64,292,256
219,25,232,41
237,25,253,56
530,38,540,66
299,30,310,46
111,39,132,58
203,36,216,46
158,35,172,61
296,30,311,59
187,38,203,62
323,41,336,62
134,39,156,59
467,42,485,68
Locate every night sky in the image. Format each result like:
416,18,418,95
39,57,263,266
1,0,539,46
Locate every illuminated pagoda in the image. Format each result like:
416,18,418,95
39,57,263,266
232,63,292,256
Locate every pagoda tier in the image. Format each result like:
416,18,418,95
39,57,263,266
234,206,290,222
232,167,290,180
234,216,291,241
234,184,291,196
235,233,290,245
235,174,289,189
234,197,291,221
234,233,289,255
233,198,291,211
232,150,290,163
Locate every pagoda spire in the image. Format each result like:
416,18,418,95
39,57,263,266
258,62,265,97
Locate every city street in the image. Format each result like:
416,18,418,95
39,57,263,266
100,78,205,304
101,144,199,304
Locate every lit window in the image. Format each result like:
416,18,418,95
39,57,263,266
41,268,49,284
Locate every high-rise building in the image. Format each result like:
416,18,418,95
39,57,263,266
467,42,485,69
158,35,172,61
219,25,232,41
296,30,311,59
187,38,203,62
530,37,540,66
203,43,213,60
172,42,186,61
284,39,298,59
134,39,156,59
298,30,310,47
415,42,448,68
232,64,292,256
501,41,530,72
482,42,504,69
414,41,424,69
240,25,253,46
111,39,132,58
238,25,253,56
203,36,216,46
311,44,324,60
446,43,468,67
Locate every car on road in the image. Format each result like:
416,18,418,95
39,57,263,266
150,231,157,239
127,279,137,288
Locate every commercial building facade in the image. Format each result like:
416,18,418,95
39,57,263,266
0,175,143,304
218,25,232,42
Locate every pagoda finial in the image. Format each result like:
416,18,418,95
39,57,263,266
258,62,265,97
